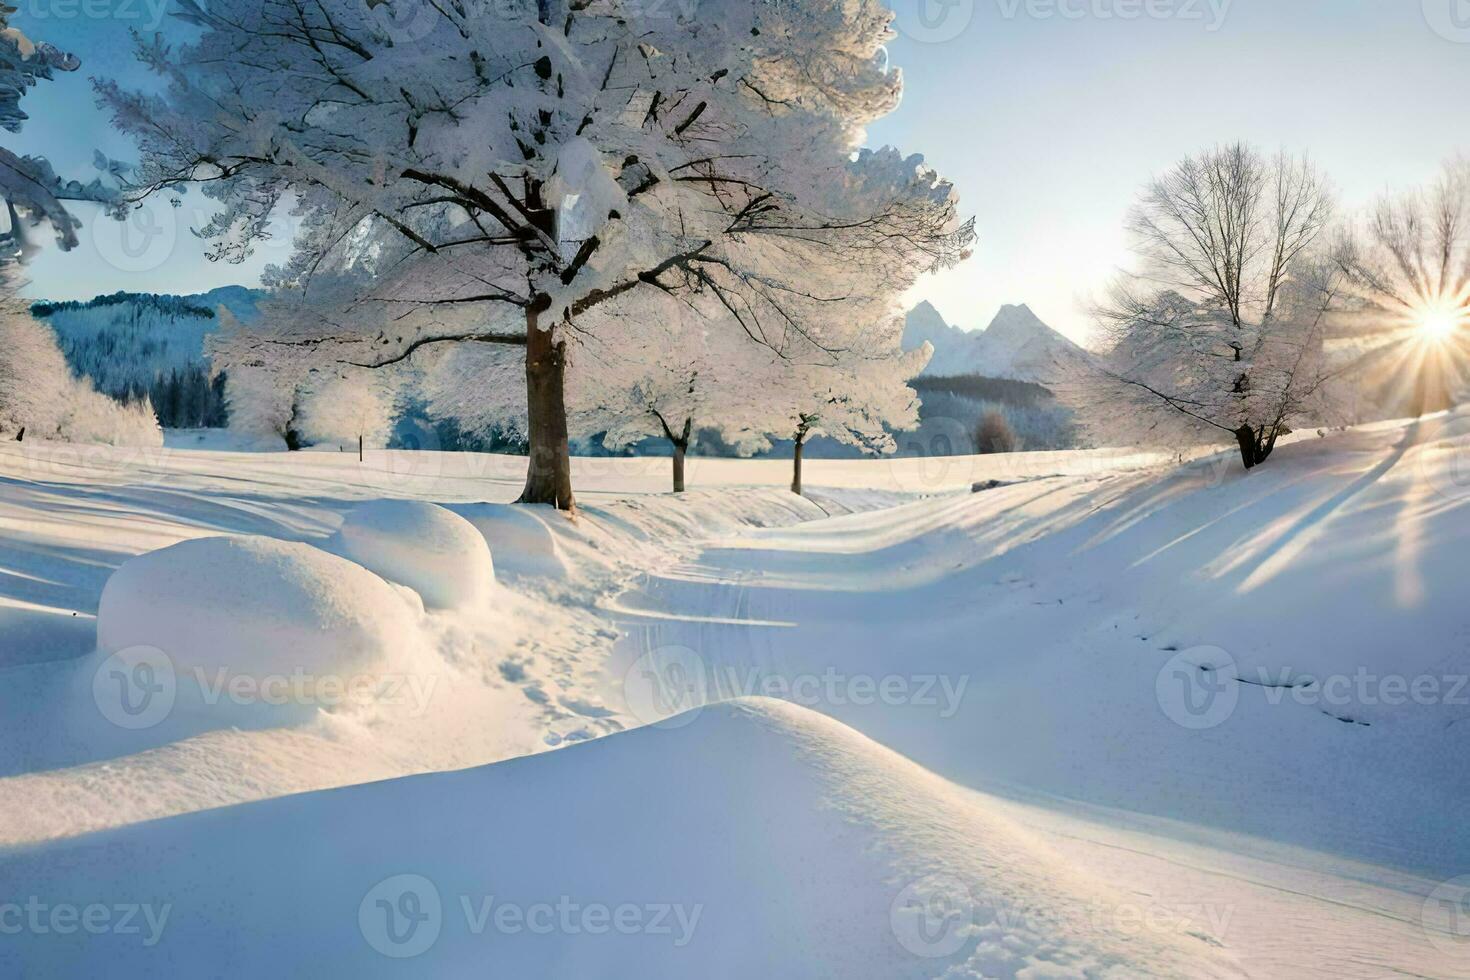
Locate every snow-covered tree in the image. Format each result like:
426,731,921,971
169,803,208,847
99,0,972,510
1331,159,1470,415
1,10,116,269
772,319,930,495
1069,143,1341,469
211,305,310,446
0,294,72,438
0,298,162,446
296,371,396,451
0,10,159,447
577,295,777,492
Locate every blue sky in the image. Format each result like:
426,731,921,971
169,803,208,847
9,0,1470,343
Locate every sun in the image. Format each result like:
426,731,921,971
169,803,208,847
1418,307,1460,341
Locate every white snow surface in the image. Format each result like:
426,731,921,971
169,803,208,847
96,535,423,676
1,411,1468,978
328,499,495,610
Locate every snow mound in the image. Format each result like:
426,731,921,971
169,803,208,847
0,698,1240,978
328,500,494,610
457,502,566,582
97,535,420,680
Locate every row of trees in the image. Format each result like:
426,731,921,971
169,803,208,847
0,7,162,447
1073,144,1467,469
101,0,973,507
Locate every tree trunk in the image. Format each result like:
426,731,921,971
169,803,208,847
519,299,576,511
669,417,692,493
672,441,686,493
1234,424,1278,469
791,430,806,495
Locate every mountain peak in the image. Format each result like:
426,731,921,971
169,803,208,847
985,303,1048,337
905,301,1090,383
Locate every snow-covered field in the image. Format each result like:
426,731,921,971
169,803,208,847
1,413,1468,977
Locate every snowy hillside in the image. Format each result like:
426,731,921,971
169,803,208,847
904,300,1094,383
0,412,1467,977
30,286,261,425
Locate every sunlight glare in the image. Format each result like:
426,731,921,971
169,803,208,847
1420,307,1459,341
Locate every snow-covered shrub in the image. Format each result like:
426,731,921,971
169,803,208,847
60,386,163,448
974,410,1018,454
328,501,494,611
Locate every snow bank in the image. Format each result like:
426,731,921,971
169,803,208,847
97,535,420,681
455,503,565,582
328,500,494,610
0,699,1240,979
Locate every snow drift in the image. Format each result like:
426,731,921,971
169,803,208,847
329,500,495,610
97,535,422,683
0,699,1241,979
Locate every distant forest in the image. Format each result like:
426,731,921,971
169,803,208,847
31,292,230,428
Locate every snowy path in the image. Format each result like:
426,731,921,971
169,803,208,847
597,413,1470,977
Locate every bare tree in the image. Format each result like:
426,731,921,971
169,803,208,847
1331,159,1470,415
1070,143,1341,468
